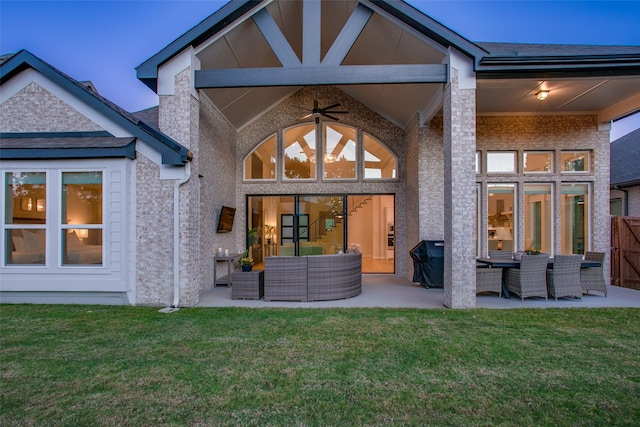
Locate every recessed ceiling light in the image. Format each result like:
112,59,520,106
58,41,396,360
536,90,549,101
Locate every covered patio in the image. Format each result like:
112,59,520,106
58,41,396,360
198,276,640,309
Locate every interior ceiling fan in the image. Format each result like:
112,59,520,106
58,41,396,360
300,87,348,124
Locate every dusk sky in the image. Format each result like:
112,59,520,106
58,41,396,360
2,0,639,139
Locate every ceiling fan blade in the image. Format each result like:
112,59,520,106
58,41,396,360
299,113,313,120
324,110,348,114
321,103,341,111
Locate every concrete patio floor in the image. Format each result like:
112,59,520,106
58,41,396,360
197,276,640,309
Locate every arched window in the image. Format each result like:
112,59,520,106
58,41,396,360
244,134,276,180
324,124,357,180
363,133,396,179
283,124,316,180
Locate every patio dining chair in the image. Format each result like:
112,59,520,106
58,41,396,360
489,250,513,259
580,252,607,296
476,265,502,297
546,255,583,301
505,253,549,300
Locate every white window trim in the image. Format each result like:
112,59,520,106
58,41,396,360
560,181,592,254
323,123,359,182
243,133,278,182
523,182,555,256
2,164,107,270
560,150,591,173
363,132,398,181
487,151,517,174
282,123,318,182
487,183,518,252
523,150,554,174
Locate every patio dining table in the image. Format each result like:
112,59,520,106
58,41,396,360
476,257,601,299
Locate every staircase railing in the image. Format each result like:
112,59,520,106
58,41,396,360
300,202,343,242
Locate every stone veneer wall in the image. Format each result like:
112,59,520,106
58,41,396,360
0,82,103,132
476,114,611,282
443,68,477,308
135,154,175,305
236,86,409,278
403,114,420,279
199,94,238,292
147,68,203,306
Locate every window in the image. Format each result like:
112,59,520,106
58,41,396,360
323,124,356,179
524,184,552,254
4,172,46,265
364,133,396,179
249,125,397,182
610,198,623,216
561,151,590,173
61,172,103,265
244,134,276,180
487,184,515,252
487,151,516,174
3,170,103,267
523,151,552,173
561,183,589,254
283,124,316,180
475,152,480,174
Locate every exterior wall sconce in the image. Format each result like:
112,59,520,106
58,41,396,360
536,90,549,101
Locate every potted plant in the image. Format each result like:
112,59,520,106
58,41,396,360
238,227,258,271
239,252,254,271
525,246,541,255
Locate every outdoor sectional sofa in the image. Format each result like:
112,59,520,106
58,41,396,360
264,251,362,302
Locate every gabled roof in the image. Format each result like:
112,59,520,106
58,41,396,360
136,0,486,92
611,128,640,187
135,0,640,130
1,50,191,165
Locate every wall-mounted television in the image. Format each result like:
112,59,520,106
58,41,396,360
217,206,236,233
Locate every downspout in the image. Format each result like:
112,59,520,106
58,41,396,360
160,161,191,313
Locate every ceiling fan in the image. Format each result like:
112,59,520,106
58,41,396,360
300,87,348,124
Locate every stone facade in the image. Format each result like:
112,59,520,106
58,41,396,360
442,68,477,308
0,82,102,132
134,154,175,305
234,86,408,279
199,93,238,293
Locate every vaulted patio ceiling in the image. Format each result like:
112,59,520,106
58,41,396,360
193,0,449,129
142,0,640,131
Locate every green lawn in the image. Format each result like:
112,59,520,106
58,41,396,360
1,305,639,426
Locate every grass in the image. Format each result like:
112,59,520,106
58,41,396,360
1,306,639,426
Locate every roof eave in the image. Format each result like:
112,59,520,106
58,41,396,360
611,179,640,188
477,54,640,79
0,144,137,161
368,0,489,60
2,50,191,165
135,0,262,92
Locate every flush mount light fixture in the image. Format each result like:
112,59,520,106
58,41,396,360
536,90,549,101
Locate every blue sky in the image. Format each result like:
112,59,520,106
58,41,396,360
2,0,639,139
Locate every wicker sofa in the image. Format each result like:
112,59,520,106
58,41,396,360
264,251,362,302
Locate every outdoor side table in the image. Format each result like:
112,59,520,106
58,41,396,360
231,270,264,300
214,252,241,286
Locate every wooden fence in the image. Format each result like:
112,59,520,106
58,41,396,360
611,216,640,290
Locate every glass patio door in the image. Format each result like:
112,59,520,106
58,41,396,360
247,194,394,273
